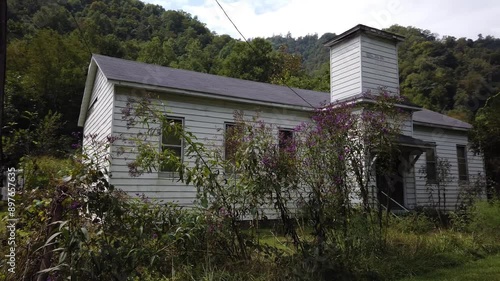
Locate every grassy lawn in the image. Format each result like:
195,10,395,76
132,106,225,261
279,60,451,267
400,254,500,281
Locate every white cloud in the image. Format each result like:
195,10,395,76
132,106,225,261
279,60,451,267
146,0,500,40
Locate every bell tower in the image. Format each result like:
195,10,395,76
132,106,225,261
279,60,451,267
324,24,404,102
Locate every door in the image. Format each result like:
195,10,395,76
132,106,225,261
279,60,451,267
376,156,405,210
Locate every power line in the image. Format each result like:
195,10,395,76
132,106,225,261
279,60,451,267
66,6,93,57
214,0,249,44
213,0,317,109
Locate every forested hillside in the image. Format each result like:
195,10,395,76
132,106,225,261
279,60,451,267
3,0,500,188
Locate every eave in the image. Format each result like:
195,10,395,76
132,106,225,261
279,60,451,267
413,121,470,132
324,24,405,48
77,59,98,127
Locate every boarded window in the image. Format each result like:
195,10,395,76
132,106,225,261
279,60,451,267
160,117,183,172
456,145,468,181
425,148,437,182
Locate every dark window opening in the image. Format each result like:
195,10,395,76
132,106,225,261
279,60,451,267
425,148,437,183
279,129,294,152
457,145,468,181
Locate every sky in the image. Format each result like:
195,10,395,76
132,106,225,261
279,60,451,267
144,0,500,40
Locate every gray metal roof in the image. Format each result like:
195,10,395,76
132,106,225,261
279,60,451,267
92,54,328,109
413,109,472,130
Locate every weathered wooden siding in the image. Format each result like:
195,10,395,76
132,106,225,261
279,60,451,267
401,114,413,137
330,33,400,101
83,69,114,139
82,69,115,170
404,164,417,209
360,34,400,95
110,87,312,206
330,35,361,101
412,125,485,210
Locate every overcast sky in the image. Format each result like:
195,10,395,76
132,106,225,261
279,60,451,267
144,0,500,40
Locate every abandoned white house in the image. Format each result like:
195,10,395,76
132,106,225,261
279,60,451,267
78,24,485,211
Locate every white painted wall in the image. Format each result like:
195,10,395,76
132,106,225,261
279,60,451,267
330,35,362,101
82,69,115,171
109,86,312,206
330,33,400,102
412,125,485,210
360,34,400,95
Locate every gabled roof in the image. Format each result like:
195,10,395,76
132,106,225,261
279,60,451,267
92,54,328,109
413,109,472,130
80,55,472,131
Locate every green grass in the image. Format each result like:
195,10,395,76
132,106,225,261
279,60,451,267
248,228,295,253
400,254,500,281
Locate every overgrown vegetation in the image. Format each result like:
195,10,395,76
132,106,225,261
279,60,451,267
4,94,498,280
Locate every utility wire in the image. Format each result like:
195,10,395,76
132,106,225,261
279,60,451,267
66,5,93,57
214,0,317,109
214,0,249,44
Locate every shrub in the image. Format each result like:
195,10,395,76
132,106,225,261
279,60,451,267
20,156,76,189
468,200,500,251
391,212,436,234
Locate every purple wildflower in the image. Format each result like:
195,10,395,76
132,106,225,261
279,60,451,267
70,201,81,210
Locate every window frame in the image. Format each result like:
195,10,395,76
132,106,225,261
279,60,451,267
456,144,469,182
224,122,236,162
159,116,184,176
278,128,294,153
425,147,437,184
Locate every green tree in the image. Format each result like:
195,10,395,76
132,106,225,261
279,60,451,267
6,30,88,136
218,38,279,83
471,92,500,196
137,36,176,66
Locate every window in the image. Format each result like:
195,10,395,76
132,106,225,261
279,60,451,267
160,117,183,172
224,123,237,162
456,145,468,181
425,148,437,183
278,129,294,152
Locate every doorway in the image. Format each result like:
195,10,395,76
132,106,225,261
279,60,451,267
376,156,405,210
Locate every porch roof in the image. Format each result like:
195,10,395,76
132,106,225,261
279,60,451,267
398,134,434,149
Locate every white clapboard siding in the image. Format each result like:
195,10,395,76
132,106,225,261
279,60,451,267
109,87,312,206
83,69,114,140
360,34,400,95
401,115,413,136
82,69,115,171
412,125,485,210
404,165,417,209
330,35,362,101
330,33,400,102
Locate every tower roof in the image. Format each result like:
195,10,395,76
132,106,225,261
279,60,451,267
324,24,405,47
